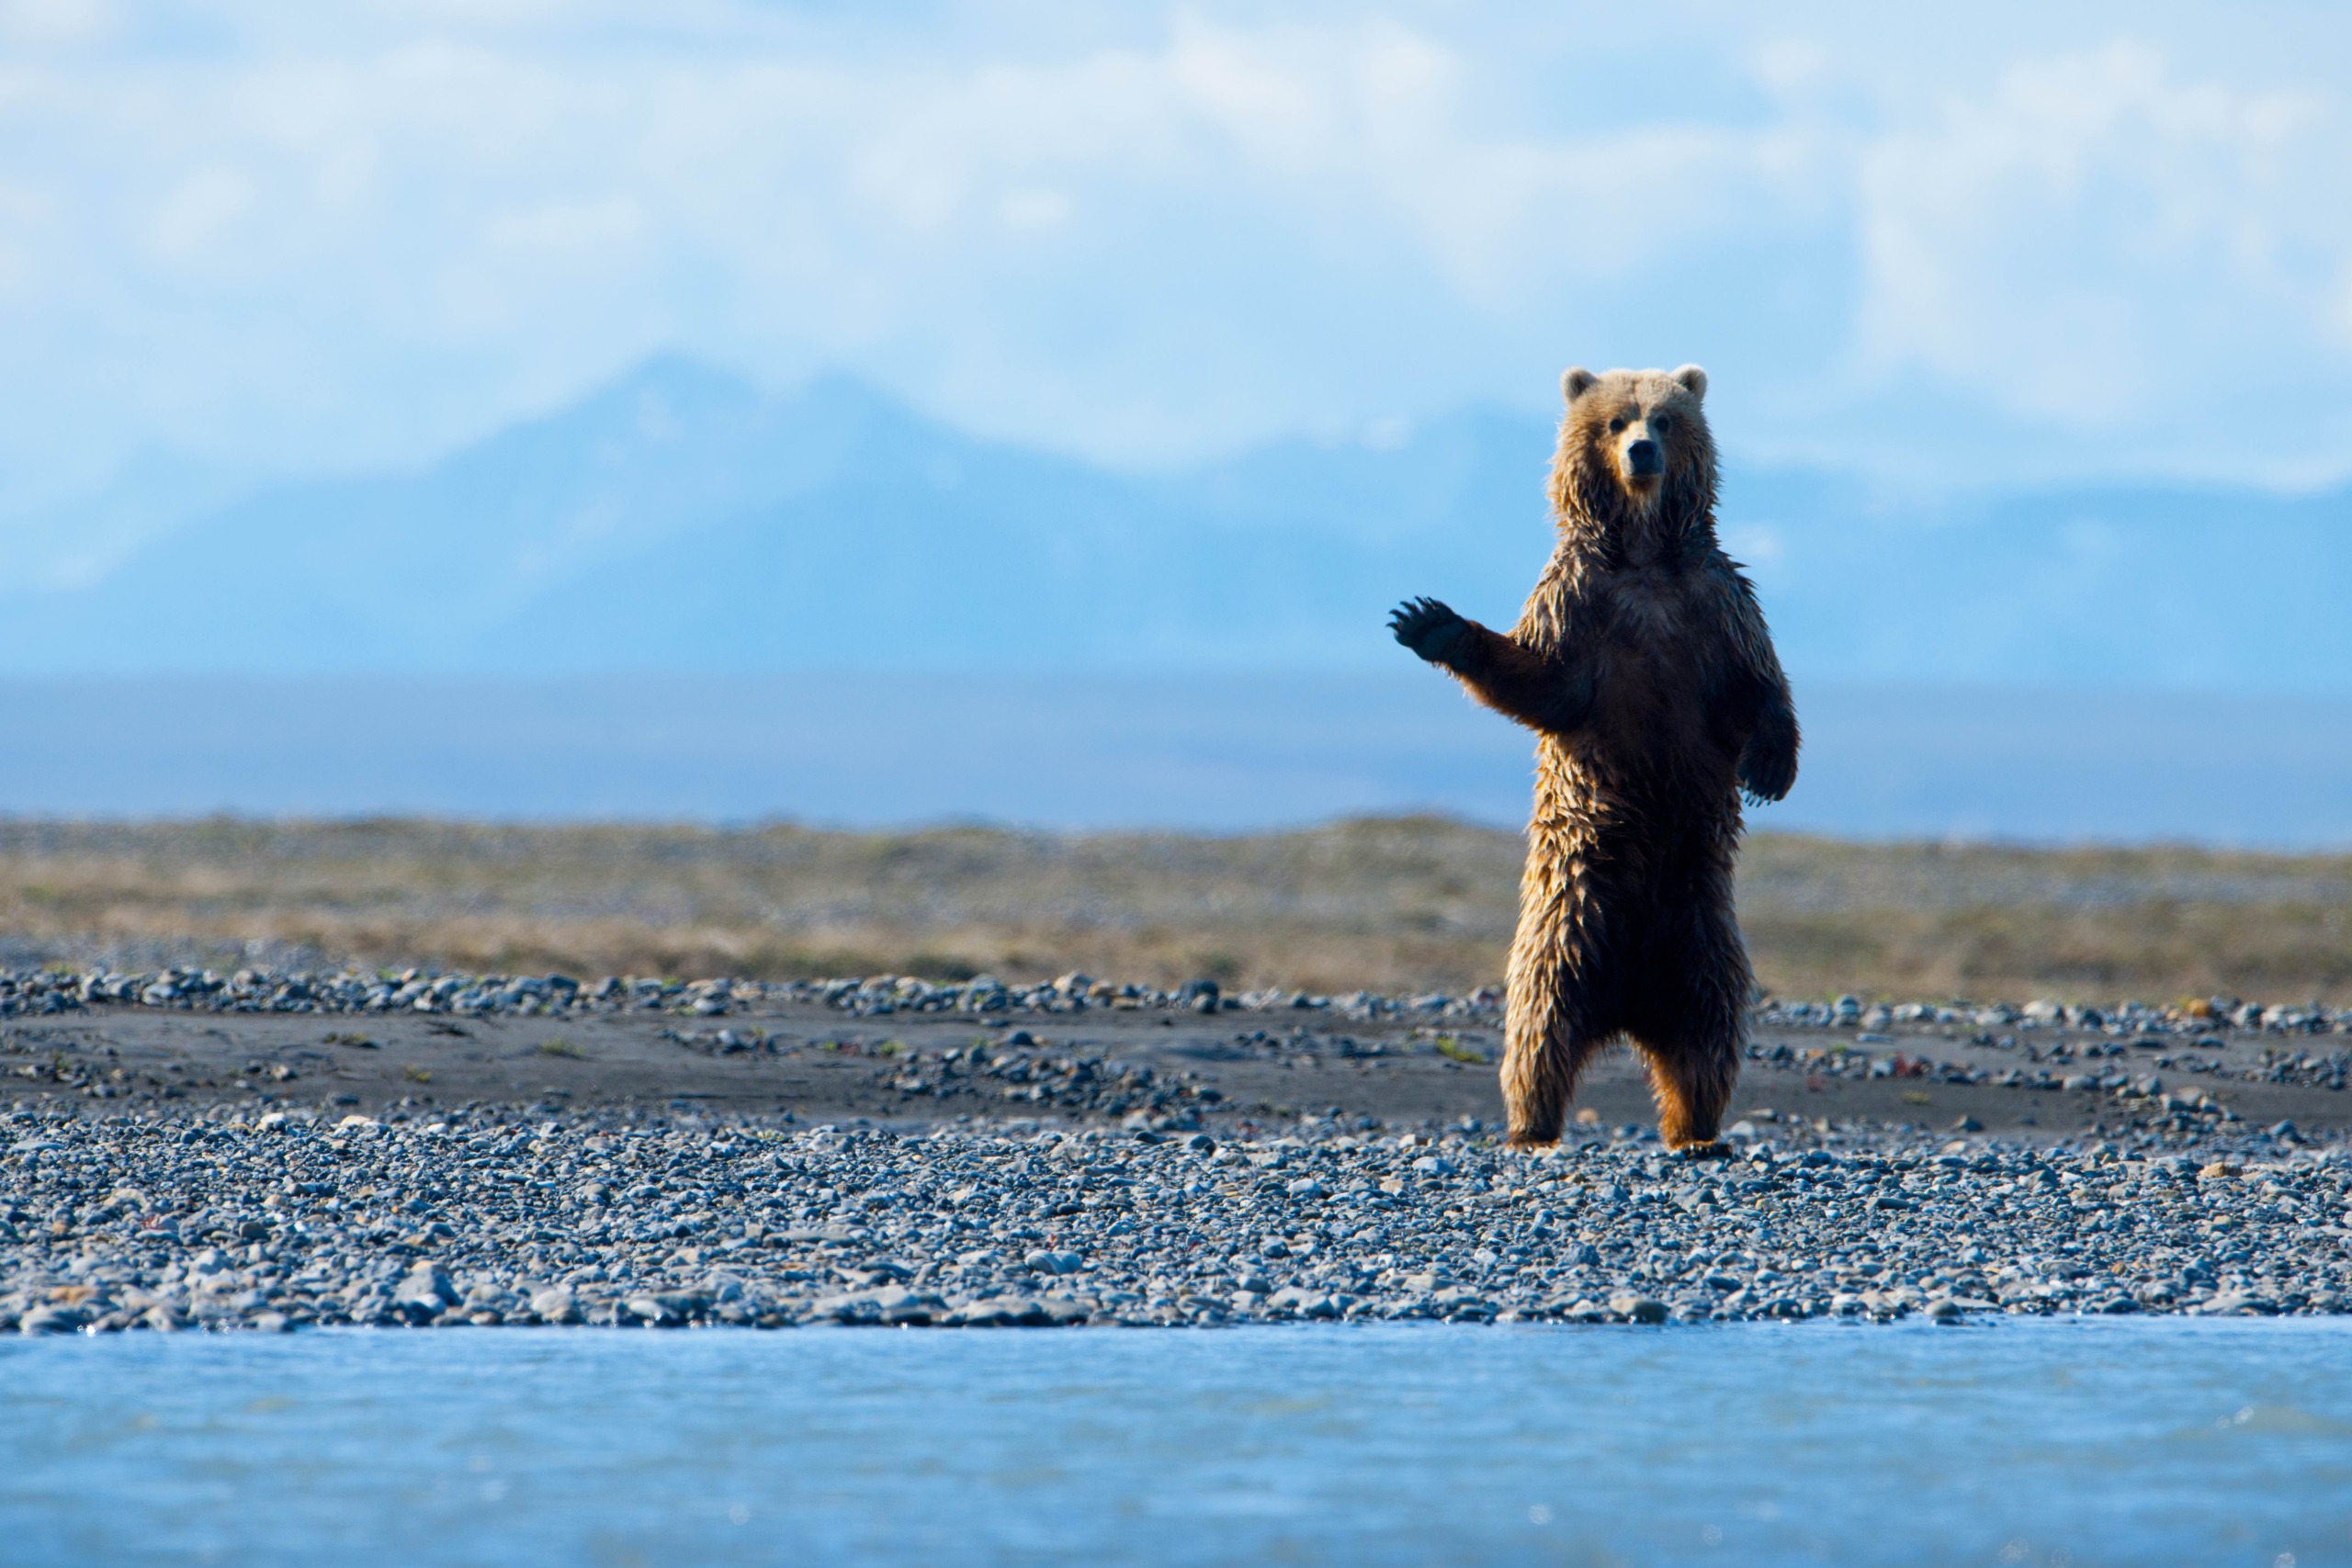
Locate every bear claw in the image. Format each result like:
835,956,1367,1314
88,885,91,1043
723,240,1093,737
1388,596,1468,665
1673,1140,1735,1160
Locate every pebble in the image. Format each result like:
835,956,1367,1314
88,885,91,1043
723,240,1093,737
0,1099,2346,1334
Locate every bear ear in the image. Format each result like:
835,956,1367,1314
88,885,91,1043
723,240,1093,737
1672,364,1708,400
1562,367,1599,402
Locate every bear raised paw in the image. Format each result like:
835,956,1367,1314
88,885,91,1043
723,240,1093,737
1390,364,1797,1150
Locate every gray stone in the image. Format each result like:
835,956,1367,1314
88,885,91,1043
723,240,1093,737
622,1294,691,1326
18,1304,85,1335
528,1287,581,1324
390,1266,458,1323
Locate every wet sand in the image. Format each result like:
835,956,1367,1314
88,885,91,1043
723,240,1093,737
10,988,2346,1142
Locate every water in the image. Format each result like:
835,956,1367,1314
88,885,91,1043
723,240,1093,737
4,673,2352,842
4,1320,2349,1566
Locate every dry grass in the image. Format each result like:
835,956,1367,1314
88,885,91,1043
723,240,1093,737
1737,836,2352,1002
0,816,2346,1004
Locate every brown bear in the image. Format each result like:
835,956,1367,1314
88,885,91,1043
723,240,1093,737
1389,364,1796,1152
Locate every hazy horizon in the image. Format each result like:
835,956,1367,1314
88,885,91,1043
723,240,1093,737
0,672,2344,849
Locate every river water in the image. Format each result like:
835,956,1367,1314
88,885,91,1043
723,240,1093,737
4,1319,2348,1566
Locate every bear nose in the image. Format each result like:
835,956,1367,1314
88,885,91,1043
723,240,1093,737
1626,438,1662,477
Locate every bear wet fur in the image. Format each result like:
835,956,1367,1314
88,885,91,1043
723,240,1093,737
1390,364,1797,1151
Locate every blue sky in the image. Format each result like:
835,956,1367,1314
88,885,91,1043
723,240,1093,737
5,0,2352,515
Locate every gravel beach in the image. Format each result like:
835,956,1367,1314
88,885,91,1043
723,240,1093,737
6,966,2349,1331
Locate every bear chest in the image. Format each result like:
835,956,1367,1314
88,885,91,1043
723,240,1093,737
1592,576,1710,682
1585,579,1723,761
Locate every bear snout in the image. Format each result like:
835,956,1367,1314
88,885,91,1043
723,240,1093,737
1624,437,1663,479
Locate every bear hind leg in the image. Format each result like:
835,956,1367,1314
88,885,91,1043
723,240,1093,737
1634,1032,1739,1153
1501,1011,1607,1148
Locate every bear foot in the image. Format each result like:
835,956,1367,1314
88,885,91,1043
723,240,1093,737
1672,1139,1734,1160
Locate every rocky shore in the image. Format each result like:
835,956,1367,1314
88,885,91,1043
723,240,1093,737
4,1105,2346,1336
4,968,2347,1335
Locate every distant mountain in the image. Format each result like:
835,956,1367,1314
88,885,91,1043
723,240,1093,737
0,450,254,594
2,355,2347,690
1734,474,2352,692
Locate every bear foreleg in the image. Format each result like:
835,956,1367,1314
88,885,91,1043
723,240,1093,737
1388,597,1594,734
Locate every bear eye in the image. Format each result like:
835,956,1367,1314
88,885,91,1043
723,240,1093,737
1652,414,1672,434
1608,416,1627,434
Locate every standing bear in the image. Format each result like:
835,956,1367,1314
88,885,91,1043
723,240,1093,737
1389,365,1796,1152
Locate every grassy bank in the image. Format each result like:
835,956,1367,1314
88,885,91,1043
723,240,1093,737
0,816,2346,1004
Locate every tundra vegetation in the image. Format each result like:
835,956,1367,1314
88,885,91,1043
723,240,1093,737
0,816,2345,1005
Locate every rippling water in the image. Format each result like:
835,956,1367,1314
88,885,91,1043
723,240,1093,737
4,1320,2349,1566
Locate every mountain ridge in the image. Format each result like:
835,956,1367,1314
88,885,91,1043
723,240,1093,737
2,355,2346,689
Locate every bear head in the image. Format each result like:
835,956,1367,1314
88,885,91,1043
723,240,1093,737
1554,365,1713,524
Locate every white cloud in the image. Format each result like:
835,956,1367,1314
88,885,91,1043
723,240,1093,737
1718,523,1785,571
488,198,644,250
151,165,256,257
2,5,2352,507
997,188,1070,230
0,0,112,43
0,10,1831,489
1854,42,2352,434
